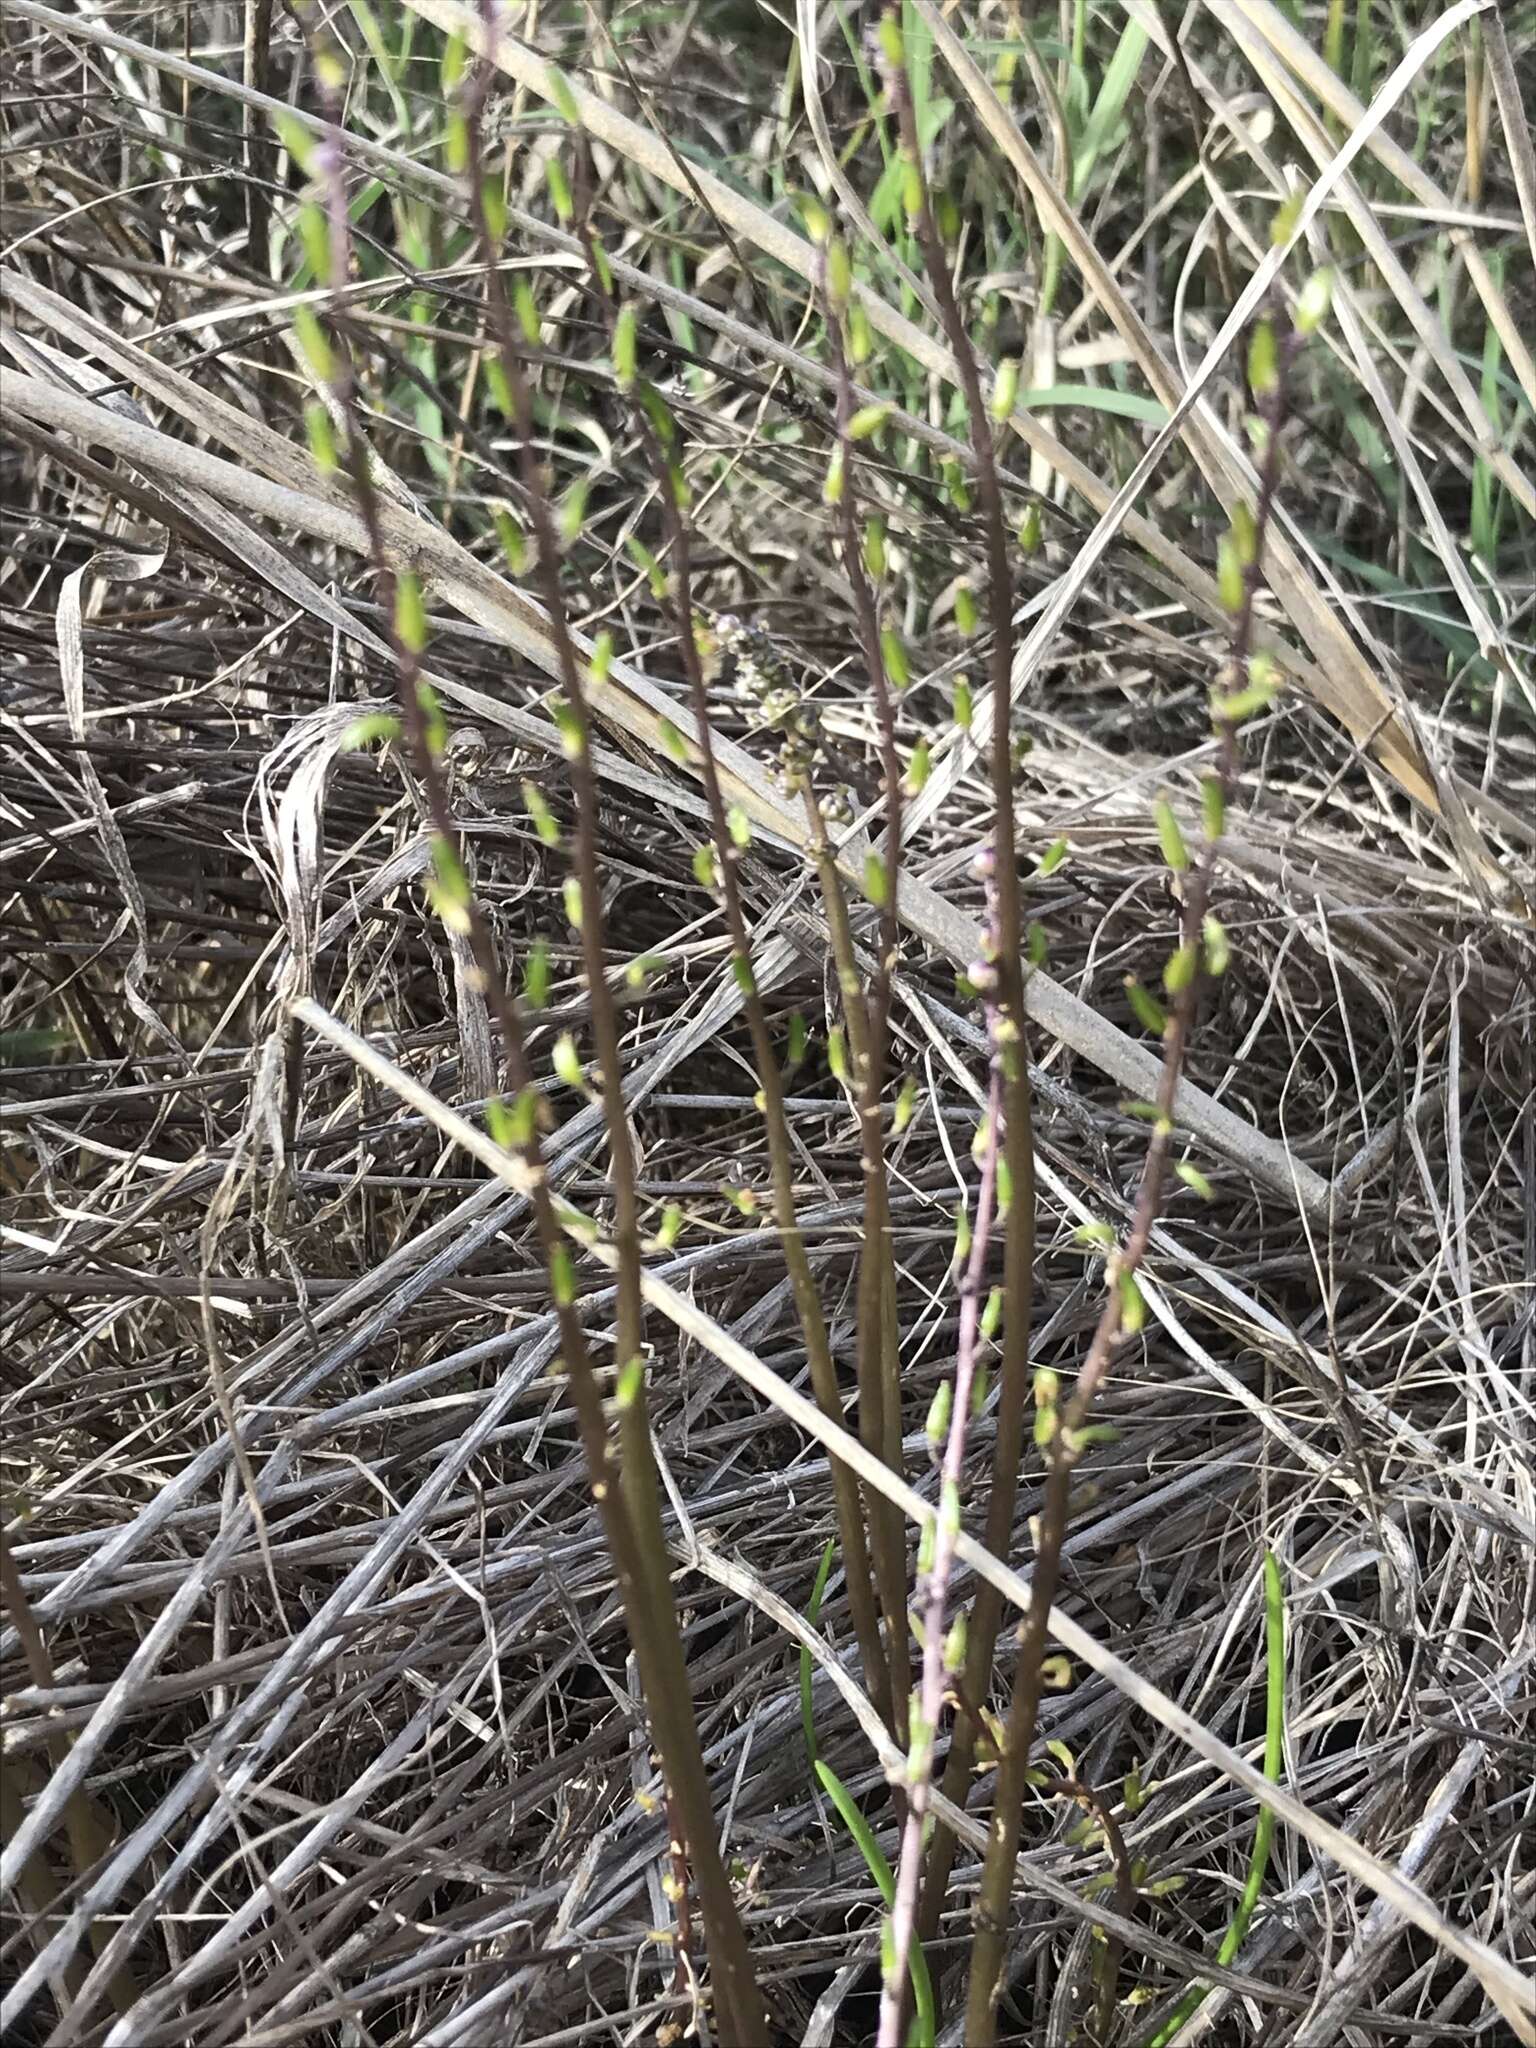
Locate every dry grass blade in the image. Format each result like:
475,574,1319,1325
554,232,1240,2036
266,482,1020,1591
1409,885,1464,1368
4,4,1531,2041
3,357,1328,1211
909,0,1447,816
291,994,1536,2047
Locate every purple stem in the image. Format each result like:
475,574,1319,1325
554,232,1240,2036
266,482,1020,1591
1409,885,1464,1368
877,1012,1004,2048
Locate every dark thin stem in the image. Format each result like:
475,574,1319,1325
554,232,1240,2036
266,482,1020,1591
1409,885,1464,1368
882,14,1039,2027
878,1063,1002,2048
963,311,1308,2042
1051,1779,1135,2047
294,24,766,2040
568,160,896,1745
822,242,912,1745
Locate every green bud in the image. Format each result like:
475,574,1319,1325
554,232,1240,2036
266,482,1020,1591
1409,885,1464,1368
291,303,334,383
1247,320,1278,398
482,177,508,244
1153,797,1189,873
904,740,931,794
1217,534,1247,614
552,1033,584,1090
558,478,589,548
552,698,584,760
1175,1160,1215,1199
444,108,471,176
826,237,852,308
485,357,513,419
846,402,890,442
1295,267,1334,334
1119,1270,1147,1334
954,583,978,636
440,31,468,94
524,938,551,1008
893,1073,918,1132
274,112,317,174
547,67,581,126
343,711,400,750
613,303,639,390
864,851,888,907
991,356,1020,421
848,303,873,365
1202,913,1230,977
1124,977,1167,1035
926,1380,953,1447
545,155,574,223
1163,943,1198,995
522,781,561,847
394,572,428,655
563,875,583,929
494,505,527,571
797,191,831,244
880,627,910,689
1017,503,1043,555
296,202,331,286
1201,775,1225,842
304,401,338,474
1270,191,1304,246
827,1025,848,1084
550,1244,577,1307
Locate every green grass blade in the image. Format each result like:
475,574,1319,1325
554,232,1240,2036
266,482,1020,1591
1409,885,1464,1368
812,1759,936,2048
1072,21,1148,193
801,1537,836,1770
1016,385,1168,424
1149,1550,1286,2046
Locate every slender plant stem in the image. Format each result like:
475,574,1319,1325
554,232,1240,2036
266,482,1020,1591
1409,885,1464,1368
293,24,767,2037
0,1533,138,2020
567,161,896,1740
877,1063,1002,2048
963,304,1312,2041
880,13,1039,2029
821,239,914,1743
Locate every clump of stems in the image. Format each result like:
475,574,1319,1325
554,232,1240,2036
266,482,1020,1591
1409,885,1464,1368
960,260,1330,2041
561,117,901,1737
289,12,767,2039
816,218,916,1746
874,12,1039,2041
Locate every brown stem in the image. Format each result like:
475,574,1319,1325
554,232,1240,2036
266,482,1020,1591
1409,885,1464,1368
0,1532,139,2017
964,311,1305,2041
882,16,1039,2021
293,29,767,2037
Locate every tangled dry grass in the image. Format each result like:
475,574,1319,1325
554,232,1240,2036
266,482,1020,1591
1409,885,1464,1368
2,2,1534,2044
